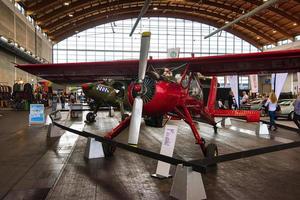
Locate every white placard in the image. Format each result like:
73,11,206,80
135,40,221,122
155,125,178,177
271,73,288,98
228,75,239,108
249,74,258,93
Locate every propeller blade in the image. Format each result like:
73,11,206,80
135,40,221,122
138,32,151,81
127,32,151,145
128,97,143,145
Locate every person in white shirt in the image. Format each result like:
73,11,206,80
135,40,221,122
265,92,278,131
241,91,249,105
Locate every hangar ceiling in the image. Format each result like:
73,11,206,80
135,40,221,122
18,0,300,48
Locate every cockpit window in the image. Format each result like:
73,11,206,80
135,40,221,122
189,76,203,100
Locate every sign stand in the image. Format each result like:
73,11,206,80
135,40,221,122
84,137,105,159
152,125,178,179
170,164,206,200
257,122,269,135
29,104,45,125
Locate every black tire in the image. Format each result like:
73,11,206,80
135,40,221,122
102,143,116,157
86,112,96,123
205,143,218,158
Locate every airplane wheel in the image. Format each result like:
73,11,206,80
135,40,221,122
205,143,218,158
86,112,96,123
103,143,116,157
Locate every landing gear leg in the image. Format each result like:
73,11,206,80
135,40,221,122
176,106,219,160
213,125,218,134
102,142,116,158
102,116,131,158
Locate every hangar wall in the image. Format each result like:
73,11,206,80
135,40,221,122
0,0,52,87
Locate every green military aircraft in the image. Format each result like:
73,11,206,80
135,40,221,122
82,81,129,123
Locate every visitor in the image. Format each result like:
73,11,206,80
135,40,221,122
60,94,66,109
218,99,226,109
69,93,76,104
265,92,278,131
163,68,173,77
293,93,300,133
241,91,249,105
228,91,235,110
52,93,58,112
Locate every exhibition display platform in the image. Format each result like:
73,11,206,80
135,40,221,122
1,110,300,200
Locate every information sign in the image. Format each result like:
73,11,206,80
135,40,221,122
29,104,45,125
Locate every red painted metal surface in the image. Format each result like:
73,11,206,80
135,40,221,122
211,110,260,122
207,76,218,111
128,81,184,116
15,49,300,83
105,116,131,139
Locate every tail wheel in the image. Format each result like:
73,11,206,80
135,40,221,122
205,143,218,158
86,112,96,123
102,143,116,157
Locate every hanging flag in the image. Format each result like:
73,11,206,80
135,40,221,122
271,73,288,98
228,75,239,108
249,74,258,93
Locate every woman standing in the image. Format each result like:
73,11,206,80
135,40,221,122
265,92,278,131
293,93,300,133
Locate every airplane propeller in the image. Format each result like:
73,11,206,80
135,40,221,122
128,32,151,145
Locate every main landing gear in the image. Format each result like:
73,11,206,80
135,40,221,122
199,138,218,159
86,112,96,123
205,143,218,158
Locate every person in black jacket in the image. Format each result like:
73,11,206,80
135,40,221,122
228,91,235,110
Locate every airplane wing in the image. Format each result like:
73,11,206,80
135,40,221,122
16,49,300,83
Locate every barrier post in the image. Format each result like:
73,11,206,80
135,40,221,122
170,164,206,200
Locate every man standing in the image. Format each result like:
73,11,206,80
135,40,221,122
241,91,249,105
293,93,300,133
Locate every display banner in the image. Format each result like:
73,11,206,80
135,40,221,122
154,125,178,178
228,75,239,108
249,74,258,93
167,48,180,58
298,72,300,93
29,104,45,125
271,73,288,98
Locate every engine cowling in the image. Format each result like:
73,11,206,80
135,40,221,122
128,77,183,116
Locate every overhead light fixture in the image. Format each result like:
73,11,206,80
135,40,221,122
64,2,70,6
75,30,79,33
293,22,298,26
273,30,277,33
68,13,73,17
153,7,158,10
225,21,229,24
257,36,260,39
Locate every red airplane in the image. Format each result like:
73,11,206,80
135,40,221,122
16,32,300,158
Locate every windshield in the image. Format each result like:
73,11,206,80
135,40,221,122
188,75,203,100
279,100,293,106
